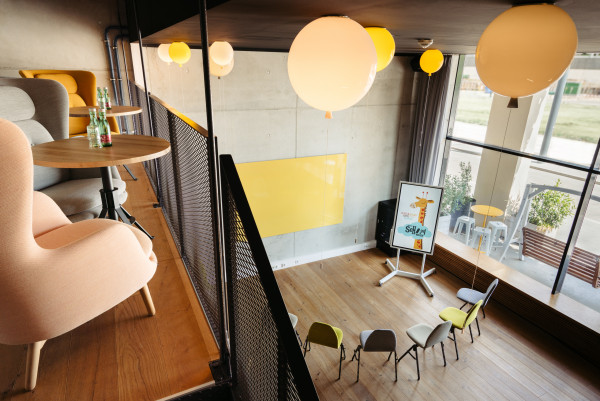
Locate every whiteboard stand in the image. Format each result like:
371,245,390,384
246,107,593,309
379,251,435,297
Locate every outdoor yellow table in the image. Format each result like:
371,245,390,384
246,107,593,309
470,205,504,251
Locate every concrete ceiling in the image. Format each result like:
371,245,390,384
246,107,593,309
142,0,600,54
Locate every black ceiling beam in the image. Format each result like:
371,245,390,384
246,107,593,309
126,0,230,42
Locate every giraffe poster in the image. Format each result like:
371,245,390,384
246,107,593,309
389,182,444,255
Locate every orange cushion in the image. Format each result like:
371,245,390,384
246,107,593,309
35,73,78,94
68,93,86,108
69,116,89,135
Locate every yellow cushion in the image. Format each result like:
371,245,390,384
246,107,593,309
68,93,86,108
69,117,88,136
35,73,78,94
306,322,343,349
439,307,467,329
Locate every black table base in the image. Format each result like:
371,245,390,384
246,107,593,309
99,166,153,239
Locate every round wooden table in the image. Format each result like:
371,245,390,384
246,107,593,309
32,135,170,238
69,105,142,117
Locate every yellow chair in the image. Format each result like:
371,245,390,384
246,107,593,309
19,70,119,137
303,322,346,380
438,300,482,360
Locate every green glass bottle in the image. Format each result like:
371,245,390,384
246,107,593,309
96,87,105,108
98,109,112,147
87,109,102,148
103,87,112,109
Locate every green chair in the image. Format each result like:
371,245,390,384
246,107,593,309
303,322,346,380
439,300,482,360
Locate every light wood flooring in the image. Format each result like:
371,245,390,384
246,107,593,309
0,163,218,401
275,250,600,401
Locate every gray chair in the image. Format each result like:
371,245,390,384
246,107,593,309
457,278,499,320
397,321,452,380
0,77,126,222
351,329,397,382
288,313,302,346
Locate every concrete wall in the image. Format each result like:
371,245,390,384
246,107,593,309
132,46,416,267
0,0,120,89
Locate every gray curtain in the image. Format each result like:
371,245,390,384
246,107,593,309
408,55,453,185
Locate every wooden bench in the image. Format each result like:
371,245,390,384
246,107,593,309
522,227,600,288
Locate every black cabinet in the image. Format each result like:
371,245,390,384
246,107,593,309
375,198,400,257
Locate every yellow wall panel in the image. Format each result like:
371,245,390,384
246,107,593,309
236,154,347,238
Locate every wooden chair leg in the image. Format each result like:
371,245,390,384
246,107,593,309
139,284,156,316
25,340,46,391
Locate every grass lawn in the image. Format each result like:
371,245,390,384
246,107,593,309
455,91,600,143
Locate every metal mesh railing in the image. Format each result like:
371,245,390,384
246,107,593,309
126,81,317,401
221,154,319,401
128,81,223,350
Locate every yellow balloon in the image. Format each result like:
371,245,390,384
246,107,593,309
420,49,444,76
365,27,395,72
169,42,191,67
476,4,577,101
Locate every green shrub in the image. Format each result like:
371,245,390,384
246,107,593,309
528,179,575,231
441,162,473,216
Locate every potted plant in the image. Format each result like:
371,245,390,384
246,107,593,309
441,162,476,229
527,179,575,234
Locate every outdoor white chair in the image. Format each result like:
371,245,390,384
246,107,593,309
471,226,492,253
487,221,507,248
453,216,475,244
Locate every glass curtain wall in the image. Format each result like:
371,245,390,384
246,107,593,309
440,54,600,312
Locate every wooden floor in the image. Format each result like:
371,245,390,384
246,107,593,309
0,163,218,401
275,250,600,401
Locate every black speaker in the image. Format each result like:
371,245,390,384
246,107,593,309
375,199,401,257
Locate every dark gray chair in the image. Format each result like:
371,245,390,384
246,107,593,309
0,77,126,222
351,329,397,382
397,320,452,380
457,278,499,337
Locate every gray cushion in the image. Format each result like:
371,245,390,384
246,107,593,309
40,178,127,217
456,288,485,305
288,313,298,329
13,119,69,190
0,86,35,121
406,323,433,349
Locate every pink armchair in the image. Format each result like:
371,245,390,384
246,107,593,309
0,119,157,390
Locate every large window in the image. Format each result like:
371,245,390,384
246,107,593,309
440,55,600,312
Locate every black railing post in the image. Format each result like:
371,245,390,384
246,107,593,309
197,0,229,365
167,112,186,256
130,0,163,207
552,140,600,293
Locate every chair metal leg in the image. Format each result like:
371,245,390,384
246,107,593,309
476,317,481,336
352,347,361,382
452,328,459,360
482,307,486,318
394,350,398,381
415,345,420,381
441,342,447,366
303,339,309,357
338,343,345,380
295,330,303,347
469,325,474,343
459,301,469,310
387,351,393,361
